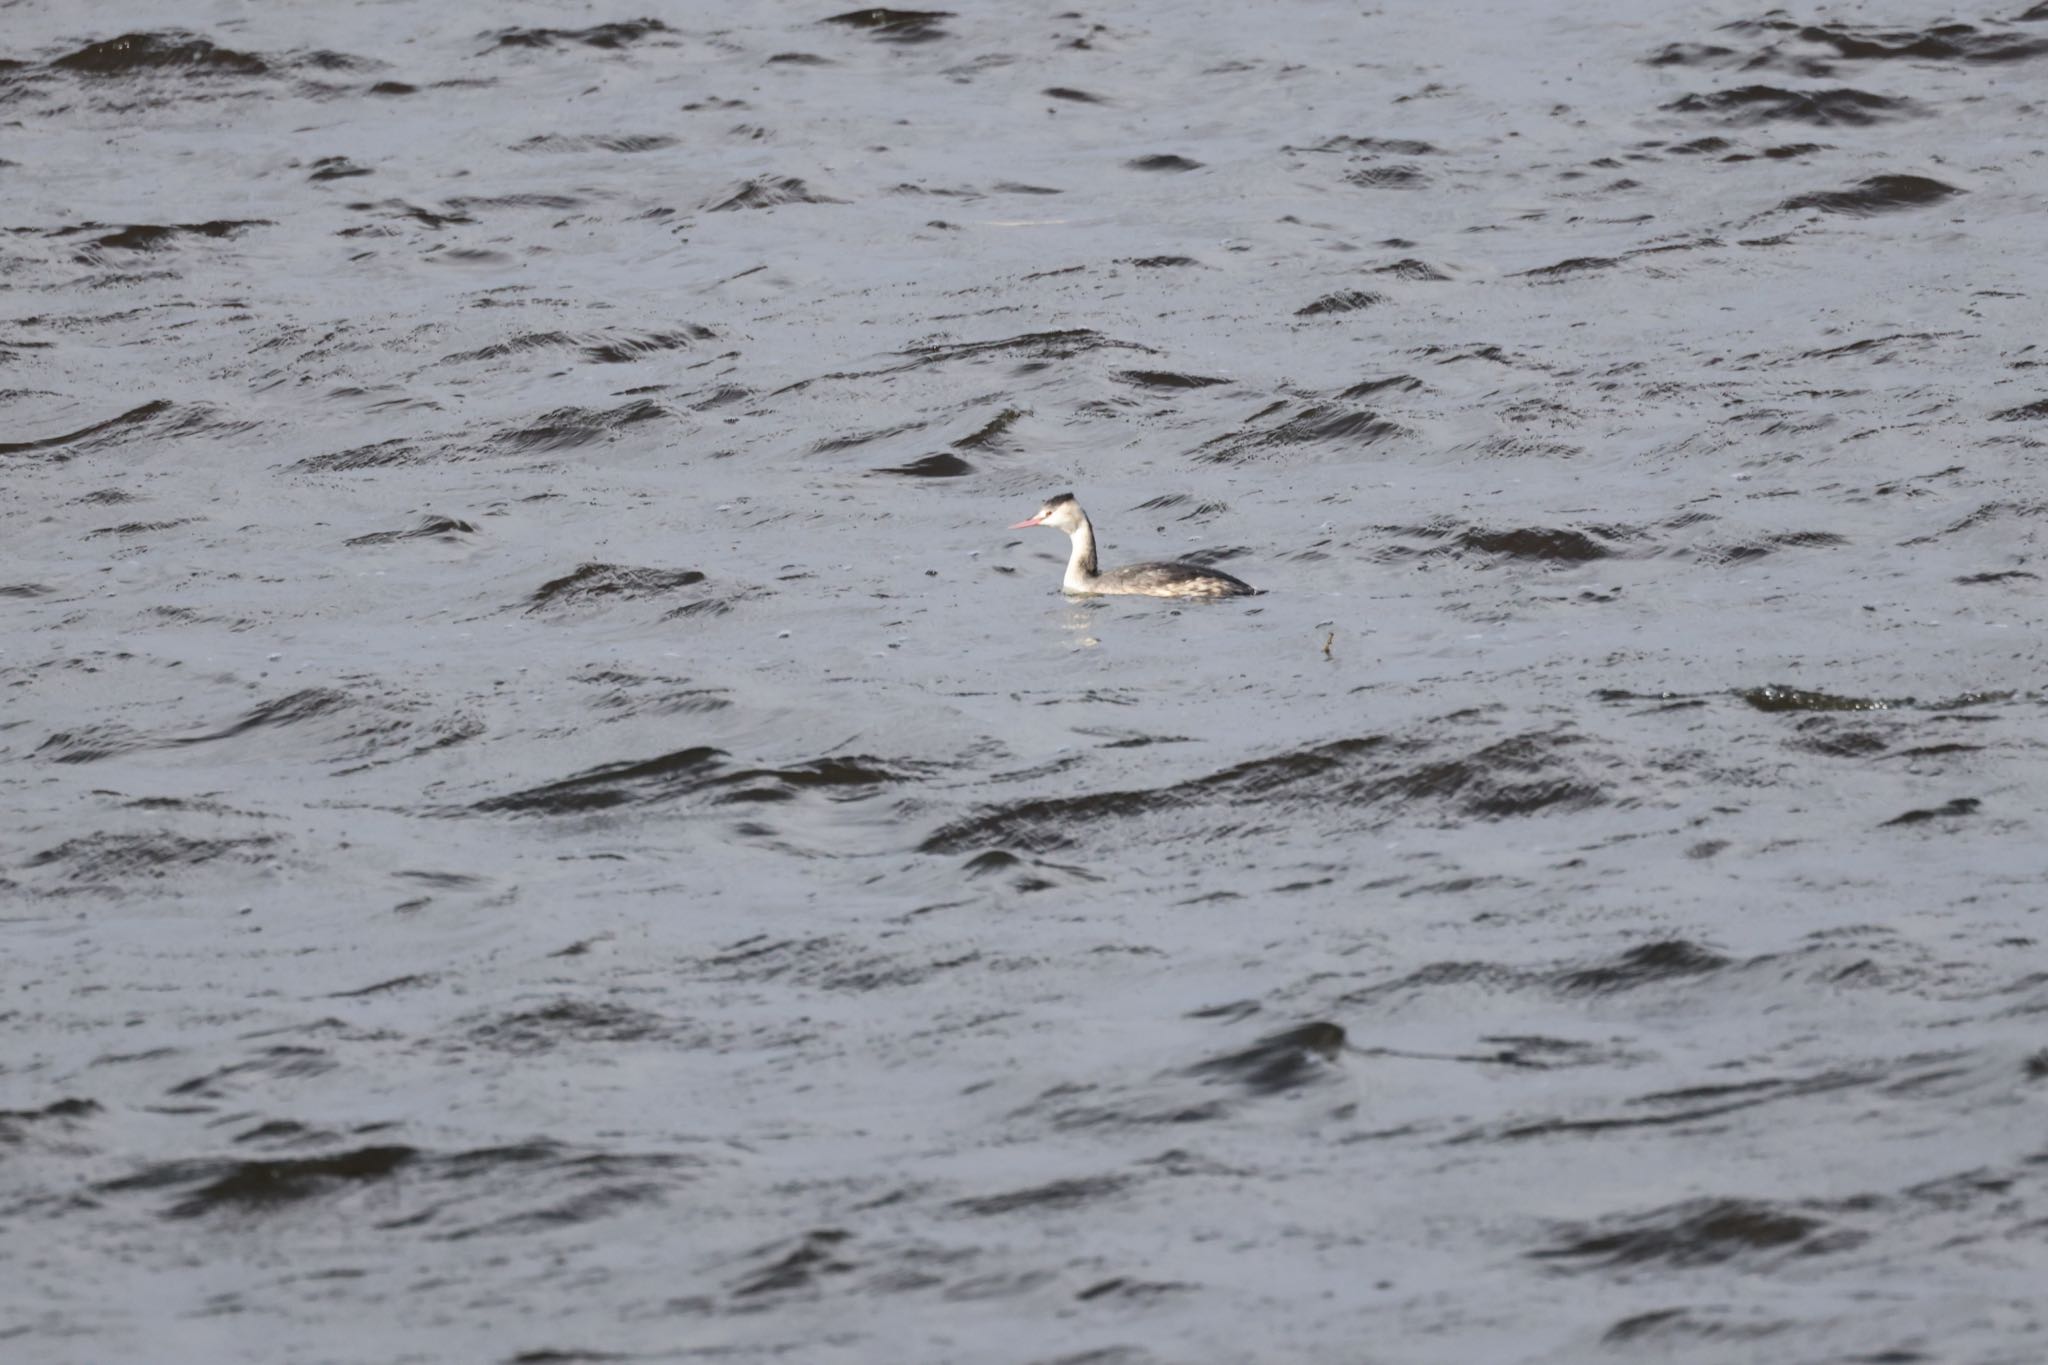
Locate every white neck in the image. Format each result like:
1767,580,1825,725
1063,514,1100,592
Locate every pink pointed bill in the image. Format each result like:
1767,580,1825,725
1010,515,1044,528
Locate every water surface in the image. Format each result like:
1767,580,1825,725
5,2,2046,1361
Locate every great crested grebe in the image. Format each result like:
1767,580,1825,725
1010,492,1257,599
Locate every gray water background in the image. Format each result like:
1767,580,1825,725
5,2,2047,1361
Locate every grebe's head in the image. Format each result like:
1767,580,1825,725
1010,492,1084,533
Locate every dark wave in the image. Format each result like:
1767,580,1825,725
447,326,712,367
899,328,1151,368
59,219,270,254
513,133,679,154
1531,1198,1863,1269
873,451,973,476
35,687,480,775
174,688,356,744
307,156,372,182
97,1138,698,1232
1776,174,1961,216
100,1145,418,1218
1346,165,1428,189
811,420,928,453
466,998,682,1052
1342,373,1424,397
0,1097,101,1147
342,198,473,229
485,20,674,51
1301,135,1439,155
288,438,428,472
474,745,919,815
713,757,922,804
1738,684,1897,713
1793,22,2048,64
35,723,153,763
474,745,730,814
439,331,572,362
1296,289,1385,316
731,1229,856,1296
951,406,1028,450
1457,526,1617,561
1188,1022,1346,1094
1554,941,1733,993
1790,719,1890,758
85,517,196,538
1647,42,1737,67
921,729,1606,853
1662,85,1913,125
1195,404,1405,463
583,327,714,362
1372,258,1451,280
0,399,172,457
53,32,268,77
526,563,707,612
705,175,842,210
1112,369,1233,388
493,398,670,452
1516,255,1620,280
25,832,279,884
1881,797,1979,827
345,515,475,546
953,1175,1131,1216
821,9,955,44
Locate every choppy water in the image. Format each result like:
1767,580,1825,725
6,2,2047,1360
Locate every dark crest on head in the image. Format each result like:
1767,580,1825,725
1045,492,1076,507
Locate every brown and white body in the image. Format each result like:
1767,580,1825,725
1010,493,1257,599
